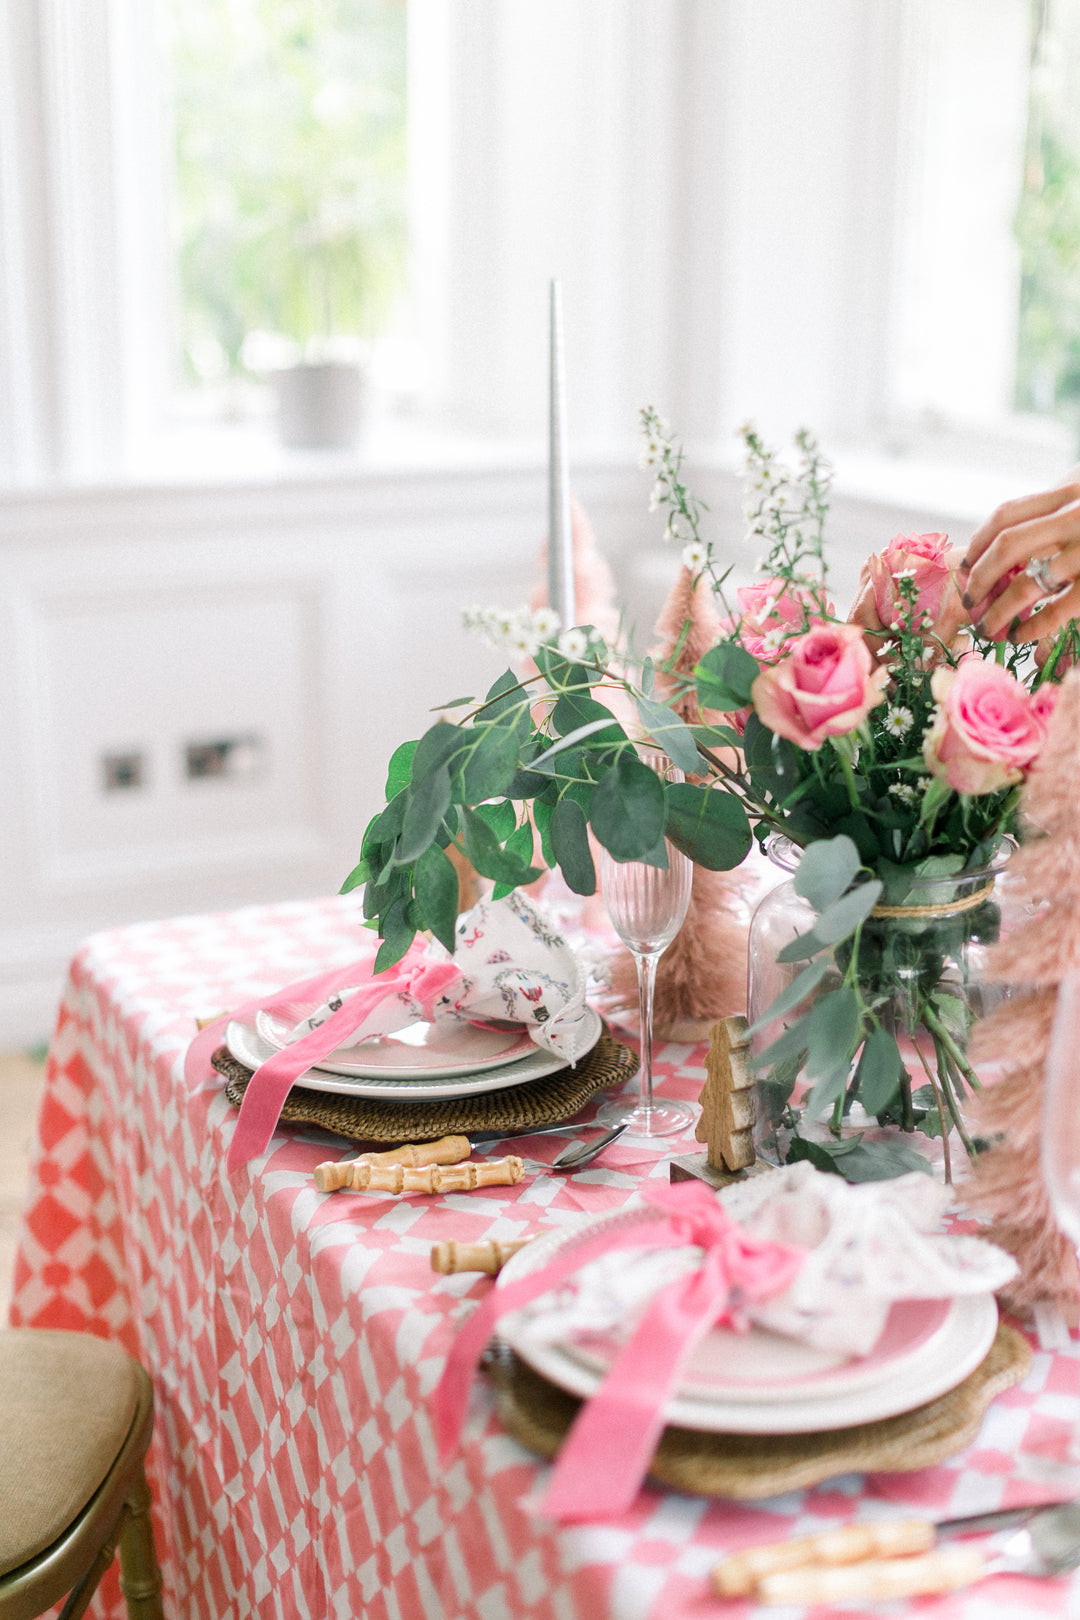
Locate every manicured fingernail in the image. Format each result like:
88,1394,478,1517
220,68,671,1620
961,592,973,610
974,621,986,637
959,558,971,575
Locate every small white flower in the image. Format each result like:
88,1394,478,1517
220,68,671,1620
493,608,527,642
893,566,918,580
530,606,561,639
917,776,932,793
558,627,590,660
509,628,542,658
760,626,788,655
884,705,915,738
889,782,917,804
682,540,708,571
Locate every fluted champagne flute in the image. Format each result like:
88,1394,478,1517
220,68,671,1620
597,755,694,1138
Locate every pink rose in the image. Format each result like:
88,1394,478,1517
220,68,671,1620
718,581,834,664
750,622,889,750
1031,683,1060,726
862,532,967,645
922,658,1048,795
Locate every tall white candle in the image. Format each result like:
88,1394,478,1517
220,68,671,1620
548,279,576,630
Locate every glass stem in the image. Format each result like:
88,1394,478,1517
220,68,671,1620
636,950,659,1115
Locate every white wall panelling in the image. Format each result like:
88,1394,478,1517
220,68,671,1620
0,456,995,1046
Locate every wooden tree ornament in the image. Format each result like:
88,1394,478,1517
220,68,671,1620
961,669,1080,1320
610,566,751,1039
671,1015,768,1188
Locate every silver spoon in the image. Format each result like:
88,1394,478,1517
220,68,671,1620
548,1121,630,1170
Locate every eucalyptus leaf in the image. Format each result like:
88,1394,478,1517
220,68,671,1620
690,723,747,751
339,855,374,894
663,783,752,870
414,844,459,953
474,799,516,843
372,898,416,973
550,797,597,895
632,693,702,775
806,986,861,1073
363,789,408,854
491,818,537,896
854,1026,905,1115
802,1063,851,1119
461,807,542,887
785,1135,844,1176
794,835,862,912
590,754,666,860
385,739,418,799
551,692,625,745
454,725,520,803
641,656,655,696
395,764,452,865
533,796,556,867
694,641,760,710
831,1140,934,1182
534,644,601,689
746,957,831,1036
754,1010,812,1070
411,722,465,784
529,718,622,774
776,880,883,961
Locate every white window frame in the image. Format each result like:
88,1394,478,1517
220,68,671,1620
0,0,1073,496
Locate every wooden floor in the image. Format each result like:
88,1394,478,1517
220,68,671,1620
0,1051,46,1320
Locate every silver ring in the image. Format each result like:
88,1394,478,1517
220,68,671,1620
1025,554,1059,596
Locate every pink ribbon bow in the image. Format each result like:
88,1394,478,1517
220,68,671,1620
184,941,462,1171
433,1180,805,1522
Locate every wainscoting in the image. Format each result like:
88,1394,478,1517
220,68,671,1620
0,454,979,1046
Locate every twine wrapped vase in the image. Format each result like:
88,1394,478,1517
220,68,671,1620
747,837,1023,1177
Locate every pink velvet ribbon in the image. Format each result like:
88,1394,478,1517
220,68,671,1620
183,940,462,1171
433,1180,805,1522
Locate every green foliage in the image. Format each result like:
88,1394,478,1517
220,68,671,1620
1015,128,1080,439
170,0,407,379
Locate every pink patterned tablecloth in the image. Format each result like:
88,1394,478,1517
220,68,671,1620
10,894,1080,1620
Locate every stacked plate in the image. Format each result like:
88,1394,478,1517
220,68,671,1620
224,1005,603,1101
496,1205,1000,1434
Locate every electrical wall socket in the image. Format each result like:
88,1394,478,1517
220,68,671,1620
184,734,264,782
101,751,146,792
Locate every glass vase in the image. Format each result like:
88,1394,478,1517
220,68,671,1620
748,837,1022,1180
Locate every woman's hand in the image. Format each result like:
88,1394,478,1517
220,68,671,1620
961,472,1080,643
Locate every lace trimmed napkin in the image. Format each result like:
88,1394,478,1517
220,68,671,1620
508,1163,1019,1362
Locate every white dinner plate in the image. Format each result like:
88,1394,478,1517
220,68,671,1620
255,1007,536,1079
224,1005,602,1102
496,1205,999,1434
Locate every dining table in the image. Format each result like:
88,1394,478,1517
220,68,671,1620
8,890,1080,1620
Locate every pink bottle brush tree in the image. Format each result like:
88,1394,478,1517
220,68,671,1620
962,669,1080,1321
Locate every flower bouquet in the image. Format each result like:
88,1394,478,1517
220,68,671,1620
346,411,1078,1180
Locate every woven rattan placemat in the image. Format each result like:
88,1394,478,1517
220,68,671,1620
212,1025,638,1144
482,1323,1031,1499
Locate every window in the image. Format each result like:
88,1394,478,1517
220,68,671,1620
1,0,1078,489
1015,0,1080,443
167,0,409,417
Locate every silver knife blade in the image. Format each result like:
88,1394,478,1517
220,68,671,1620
937,1499,1078,1539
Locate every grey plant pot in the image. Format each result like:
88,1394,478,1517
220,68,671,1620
276,359,366,449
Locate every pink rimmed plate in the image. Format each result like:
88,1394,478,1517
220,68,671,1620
496,1204,999,1434
254,1006,536,1079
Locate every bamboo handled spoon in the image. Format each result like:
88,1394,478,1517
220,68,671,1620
753,1504,1080,1605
